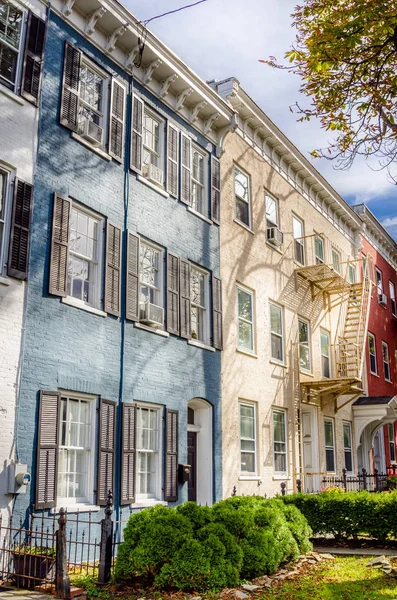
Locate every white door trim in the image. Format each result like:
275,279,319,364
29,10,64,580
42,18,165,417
188,399,213,505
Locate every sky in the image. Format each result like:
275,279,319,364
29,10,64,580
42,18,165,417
125,0,397,240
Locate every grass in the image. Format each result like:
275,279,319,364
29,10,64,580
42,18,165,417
258,556,397,600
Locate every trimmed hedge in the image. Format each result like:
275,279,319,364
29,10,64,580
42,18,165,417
282,489,397,541
114,496,312,592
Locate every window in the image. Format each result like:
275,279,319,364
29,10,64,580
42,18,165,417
376,268,384,301
239,402,256,473
324,418,335,472
270,302,284,363
0,0,24,91
58,396,94,504
273,409,287,473
0,168,11,275
382,341,391,381
67,204,104,310
298,318,311,372
368,333,377,374
191,265,209,344
77,58,108,148
136,405,161,500
237,285,254,353
234,167,251,228
266,194,279,228
143,109,162,169
191,146,207,216
139,241,164,327
343,422,353,472
321,330,331,378
292,215,305,265
348,264,356,284
314,235,324,265
389,423,396,462
390,281,396,316
331,247,341,274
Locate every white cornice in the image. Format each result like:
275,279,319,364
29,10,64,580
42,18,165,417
353,204,397,269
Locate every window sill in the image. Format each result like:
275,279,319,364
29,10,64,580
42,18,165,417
187,206,213,225
234,218,254,234
137,175,169,198
370,372,380,378
266,241,284,255
134,322,169,337
0,276,11,286
0,83,24,105
188,339,215,352
130,500,168,509
71,133,112,161
51,505,100,514
238,475,260,481
270,359,287,368
61,296,107,317
236,347,258,358
272,475,291,481
300,370,314,377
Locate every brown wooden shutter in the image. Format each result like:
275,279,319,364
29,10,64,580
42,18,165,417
131,95,144,173
166,252,179,335
36,390,60,509
165,409,178,502
211,156,221,225
126,232,140,321
109,79,126,162
121,403,136,505
212,275,223,350
105,222,121,317
180,133,191,205
60,42,81,131
21,12,46,105
7,179,33,280
97,399,116,506
166,124,179,197
49,193,71,297
180,258,191,339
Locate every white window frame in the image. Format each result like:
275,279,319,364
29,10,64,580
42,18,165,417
389,423,396,463
135,402,163,502
368,332,377,375
298,317,311,373
190,264,210,345
234,166,251,229
314,234,325,265
0,165,14,278
292,214,305,265
239,401,257,475
331,247,341,274
139,239,164,326
389,281,396,317
67,202,105,311
142,107,164,173
0,0,25,93
343,421,353,474
382,340,391,381
320,329,331,379
269,301,284,364
78,56,109,149
324,418,336,473
57,391,96,507
272,408,288,475
376,268,383,299
191,144,208,217
348,263,357,284
265,193,279,228
237,284,255,354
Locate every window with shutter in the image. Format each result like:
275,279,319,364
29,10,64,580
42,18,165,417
190,264,210,344
166,124,179,197
0,1,24,92
167,252,180,335
7,179,33,280
139,240,165,329
97,399,116,506
191,145,208,217
109,79,126,162
180,258,191,339
180,134,192,206
121,403,136,505
212,275,223,350
211,156,221,224
136,404,162,500
60,42,82,131
165,409,178,502
126,231,140,322
36,390,60,509
105,222,121,317
131,95,144,173
21,12,46,105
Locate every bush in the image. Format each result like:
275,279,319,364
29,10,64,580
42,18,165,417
282,489,397,541
115,497,312,592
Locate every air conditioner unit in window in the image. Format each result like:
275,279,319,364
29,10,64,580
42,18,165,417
267,227,284,247
140,302,164,328
143,163,164,186
379,293,388,306
78,117,103,147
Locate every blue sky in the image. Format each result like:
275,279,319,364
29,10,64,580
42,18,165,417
125,0,397,239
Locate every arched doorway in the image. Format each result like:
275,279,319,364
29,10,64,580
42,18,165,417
187,399,213,505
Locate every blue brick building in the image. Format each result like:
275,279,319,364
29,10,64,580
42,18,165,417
14,0,233,522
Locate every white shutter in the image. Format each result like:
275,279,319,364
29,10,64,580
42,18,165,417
180,133,191,206
167,124,179,197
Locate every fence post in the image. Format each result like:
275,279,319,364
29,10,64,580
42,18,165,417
280,482,286,496
296,479,302,493
98,490,114,585
374,468,379,491
56,508,70,600
342,468,347,492
362,468,367,491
